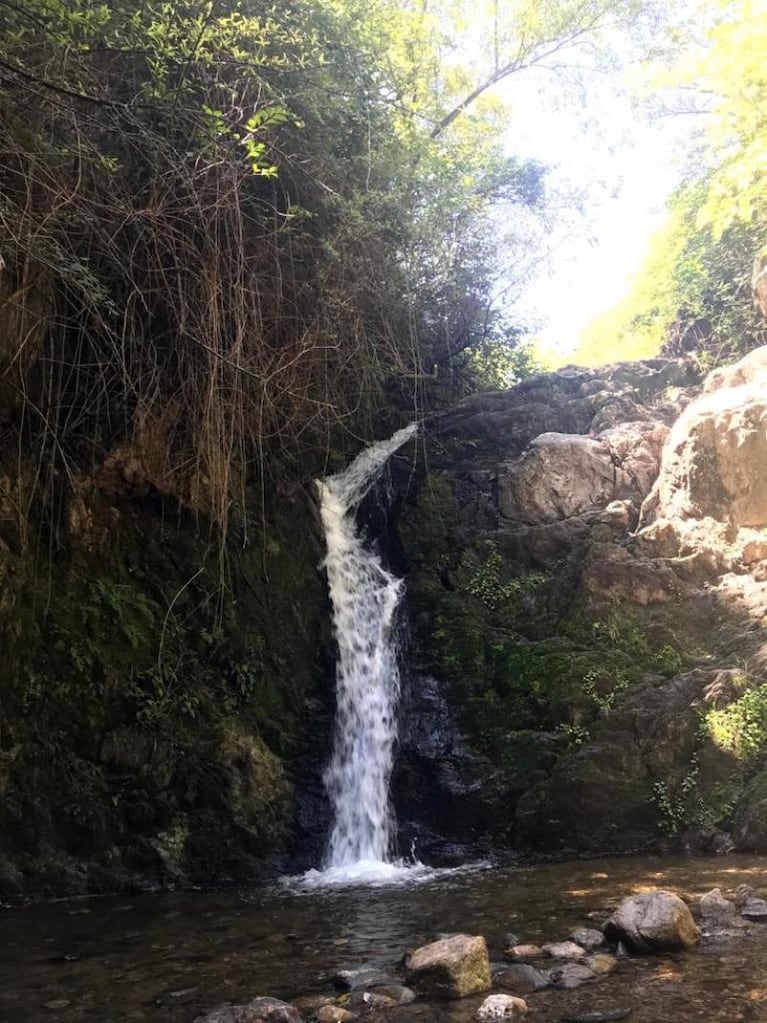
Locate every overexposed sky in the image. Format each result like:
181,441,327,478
496,63,695,362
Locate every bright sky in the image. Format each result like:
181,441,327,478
498,65,694,365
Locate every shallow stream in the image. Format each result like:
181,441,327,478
3,856,767,1023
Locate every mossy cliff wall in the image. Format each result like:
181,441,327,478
0,468,334,897
391,352,767,861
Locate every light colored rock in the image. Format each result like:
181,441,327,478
642,347,767,530
366,985,416,1005
569,927,605,951
316,1007,356,1023
603,890,700,953
333,965,392,991
193,998,302,1023
505,944,544,960
476,994,528,1020
404,933,491,999
742,536,767,566
542,940,586,959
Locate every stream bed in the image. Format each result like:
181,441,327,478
2,855,767,1023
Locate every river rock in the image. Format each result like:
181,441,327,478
585,953,618,975
316,1008,356,1023
404,934,491,999
367,985,416,1005
742,896,767,921
505,944,544,960
492,963,550,993
699,888,739,927
547,962,596,989
542,940,586,959
570,927,605,951
603,891,699,952
193,998,302,1023
476,994,528,1020
346,991,397,1011
333,966,393,991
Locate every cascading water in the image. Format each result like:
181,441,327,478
311,424,418,882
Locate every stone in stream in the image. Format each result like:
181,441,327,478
742,896,767,921
316,1008,356,1023
602,891,699,953
542,941,586,959
547,963,597,990
476,994,528,1020
43,1001,72,1011
492,963,550,993
404,934,491,999
569,927,605,951
584,953,618,975
193,997,302,1023
346,991,398,1010
367,984,416,1004
332,966,394,991
505,944,544,960
699,888,743,929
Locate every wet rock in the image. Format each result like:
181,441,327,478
570,927,605,951
43,1000,72,1011
547,963,596,989
404,933,491,999
603,891,699,953
316,1008,356,1023
504,932,521,948
492,963,550,993
699,888,739,927
476,994,528,1020
366,985,416,1005
193,998,302,1023
346,992,397,1011
585,953,618,975
505,944,544,960
542,941,586,959
742,897,767,921
333,966,393,991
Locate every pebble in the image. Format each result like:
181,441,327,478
570,927,605,951
585,953,619,976
548,963,597,990
43,1001,71,1011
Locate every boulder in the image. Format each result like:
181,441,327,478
603,891,699,952
404,934,491,999
491,963,550,993
194,998,302,1023
476,994,528,1020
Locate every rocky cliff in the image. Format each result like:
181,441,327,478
392,348,767,861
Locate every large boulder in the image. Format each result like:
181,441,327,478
642,347,767,530
603,891,699,952
404,934,491,999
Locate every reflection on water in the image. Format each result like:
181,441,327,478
2,855,767,1023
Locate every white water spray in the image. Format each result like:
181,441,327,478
316,424,416,876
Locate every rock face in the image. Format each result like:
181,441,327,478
393,346,767,859
404,934,492,999
603,891,700,952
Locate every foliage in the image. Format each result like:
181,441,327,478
574,177,767,368
704,678,767,761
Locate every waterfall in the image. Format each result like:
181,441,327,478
317,424,416,871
